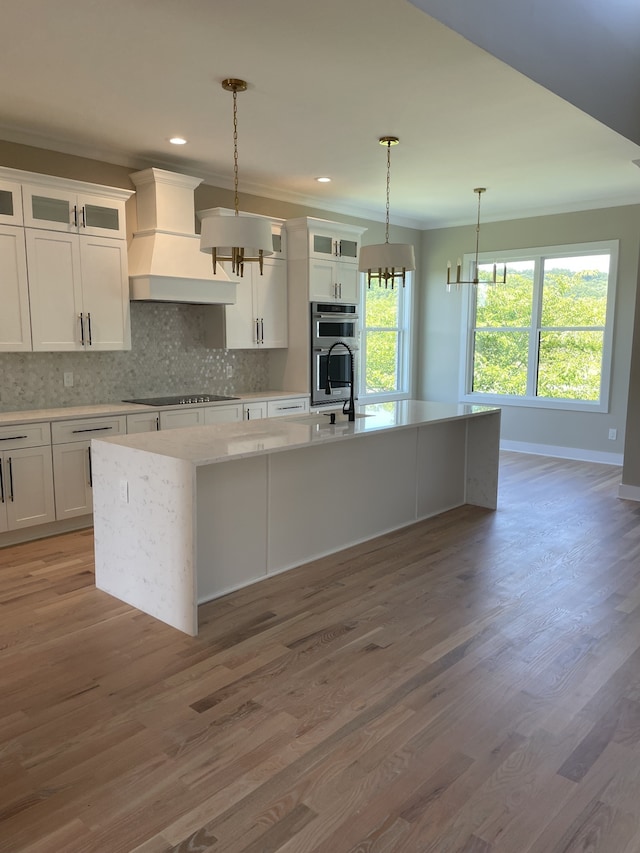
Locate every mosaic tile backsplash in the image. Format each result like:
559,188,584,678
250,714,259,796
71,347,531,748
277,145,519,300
0,303,270,412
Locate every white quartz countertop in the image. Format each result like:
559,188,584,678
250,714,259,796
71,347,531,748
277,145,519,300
95,400,500,466
0,391,304,426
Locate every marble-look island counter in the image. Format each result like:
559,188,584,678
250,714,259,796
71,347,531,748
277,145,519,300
92,400,501,635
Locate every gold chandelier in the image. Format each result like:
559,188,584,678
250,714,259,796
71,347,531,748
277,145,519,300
358,136,415,288
446,187,506,289
199,79,273,277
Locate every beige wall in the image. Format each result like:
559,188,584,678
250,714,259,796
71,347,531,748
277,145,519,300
419,205,640,460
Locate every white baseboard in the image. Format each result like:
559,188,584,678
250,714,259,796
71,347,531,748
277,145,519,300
500,439,623,467
618,483,640,502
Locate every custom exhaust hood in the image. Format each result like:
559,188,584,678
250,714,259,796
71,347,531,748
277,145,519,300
128,168,236,304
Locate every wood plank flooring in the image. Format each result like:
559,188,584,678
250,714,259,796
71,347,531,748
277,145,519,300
1,452,640,852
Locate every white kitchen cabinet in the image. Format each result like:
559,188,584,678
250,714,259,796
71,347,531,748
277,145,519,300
51,416,126,519
204,405,243,424
0,423,55,532
126,412,160,433
0,178,23,226
51,441,93,519
285,217,366,303
266,397,309,417
243,402,267,421
22,182,127,239
308,224,360,262
205,257,287,349
309,258,359,303
0,224,32,351
160,408,206,430
0,166,132,354
198,210,287,349
25,229,130,351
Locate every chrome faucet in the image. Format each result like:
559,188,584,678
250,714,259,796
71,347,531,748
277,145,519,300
325,340,355,421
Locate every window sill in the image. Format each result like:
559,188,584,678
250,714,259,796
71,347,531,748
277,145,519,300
460,392,608,414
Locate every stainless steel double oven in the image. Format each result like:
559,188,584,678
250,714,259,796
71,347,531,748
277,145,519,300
310,301,359,407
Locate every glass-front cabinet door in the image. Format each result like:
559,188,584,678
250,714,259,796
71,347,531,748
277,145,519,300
0,179,23,226
309,227,361,262
337,238,358,259
22,184,126,239
77,193,124,238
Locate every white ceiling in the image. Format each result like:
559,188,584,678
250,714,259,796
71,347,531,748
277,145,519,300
3,0,640,229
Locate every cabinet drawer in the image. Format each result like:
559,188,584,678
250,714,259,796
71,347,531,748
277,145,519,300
160,408,206,430
205,404,243,424
267,398,310,417
0,421,51,449
127,412,160,433
52,415,126,444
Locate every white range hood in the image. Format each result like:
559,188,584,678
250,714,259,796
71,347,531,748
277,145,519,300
128,168,236,305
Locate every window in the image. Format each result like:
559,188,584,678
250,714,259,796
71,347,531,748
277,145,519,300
460,241,618,412
359,273,412,401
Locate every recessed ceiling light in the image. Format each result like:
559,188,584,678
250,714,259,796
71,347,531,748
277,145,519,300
315,176,331,183
169,137,188,145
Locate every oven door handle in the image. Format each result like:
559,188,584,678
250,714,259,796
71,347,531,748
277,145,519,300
313,313,359,321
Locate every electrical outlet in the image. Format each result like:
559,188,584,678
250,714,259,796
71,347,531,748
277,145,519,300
119,480,129,503
226,364,233,378
63,371,74,387
608,428,617,440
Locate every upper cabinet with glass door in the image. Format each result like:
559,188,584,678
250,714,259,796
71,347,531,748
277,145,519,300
307,222,361,263
0,178,24,226
22,182,127,239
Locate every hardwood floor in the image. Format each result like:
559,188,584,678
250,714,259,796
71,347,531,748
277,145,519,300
1,452,640,852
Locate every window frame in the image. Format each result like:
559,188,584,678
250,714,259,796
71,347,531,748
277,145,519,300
459,240,619,413
358,271,413,403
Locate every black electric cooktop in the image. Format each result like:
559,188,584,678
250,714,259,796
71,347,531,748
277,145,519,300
123,394,240,407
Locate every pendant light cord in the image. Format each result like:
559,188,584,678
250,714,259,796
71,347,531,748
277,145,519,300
232,86,239,217
385,140,391,244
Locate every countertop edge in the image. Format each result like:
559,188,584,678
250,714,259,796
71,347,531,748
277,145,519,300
92,402,501,467
0,391,308,426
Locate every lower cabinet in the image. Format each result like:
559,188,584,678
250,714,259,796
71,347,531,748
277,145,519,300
0,423,55,532
0,398,309,540
205,404,243,424
159,408,206,430
126,412,160,433
52,440,93,519
267,397,309,417
243,402,267,421
51,415,126,519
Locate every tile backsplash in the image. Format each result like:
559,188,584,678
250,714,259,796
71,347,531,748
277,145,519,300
0,303,270,412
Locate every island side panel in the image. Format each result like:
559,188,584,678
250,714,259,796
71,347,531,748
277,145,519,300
415,419,467,519
267,428,419,573
92,441,198,635
196,456,268,603
465,410,501,509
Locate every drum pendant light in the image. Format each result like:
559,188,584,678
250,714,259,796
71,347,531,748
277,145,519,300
358,136,415,288
200,79,273,277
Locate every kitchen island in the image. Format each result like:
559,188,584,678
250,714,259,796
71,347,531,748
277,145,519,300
92,400,500,635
